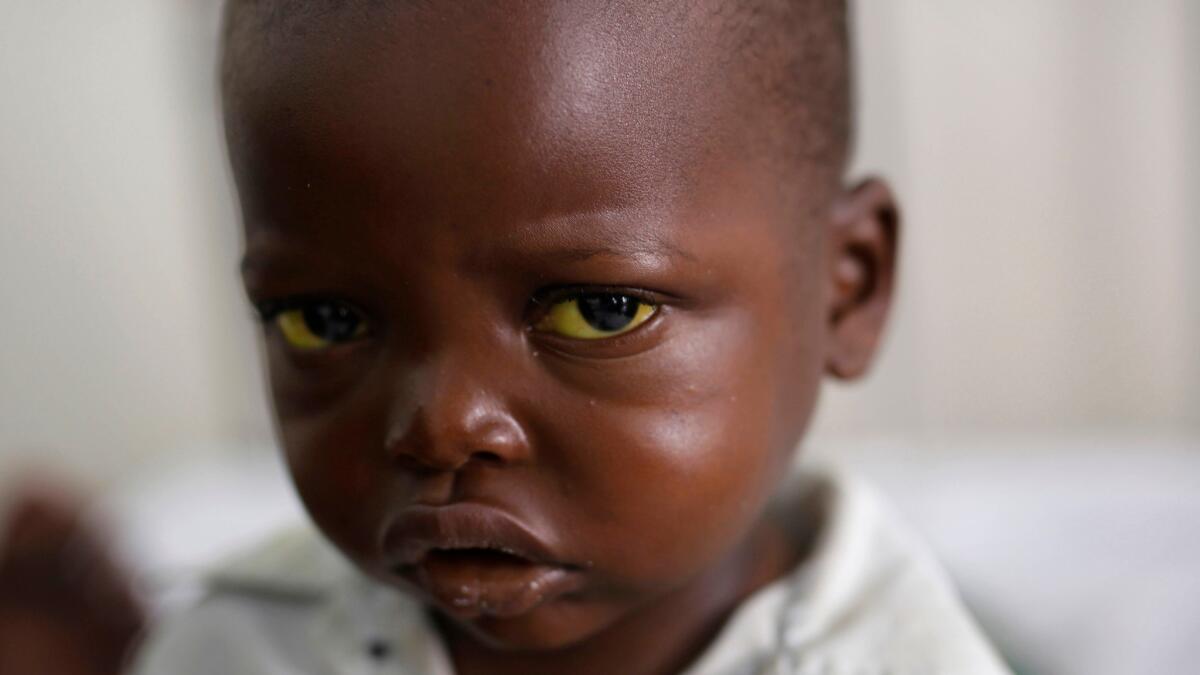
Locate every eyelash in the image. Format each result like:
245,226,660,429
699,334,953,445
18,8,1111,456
251,296,366,324
529,285,665,309
251,286,669,331
252,298,302,324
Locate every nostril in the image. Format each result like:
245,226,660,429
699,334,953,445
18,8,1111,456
392,453,442,475
386,404,531,470
468,450,505,465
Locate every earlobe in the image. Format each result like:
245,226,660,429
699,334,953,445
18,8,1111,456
824,177,899,380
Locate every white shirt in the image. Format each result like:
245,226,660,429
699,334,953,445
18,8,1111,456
131,471,1012,675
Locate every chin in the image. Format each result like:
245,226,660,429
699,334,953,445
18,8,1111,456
441,601,616,652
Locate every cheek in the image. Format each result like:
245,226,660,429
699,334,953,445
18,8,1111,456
538,309,813,584
269,358,396,565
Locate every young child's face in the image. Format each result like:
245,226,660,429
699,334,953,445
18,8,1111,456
230,2,893,653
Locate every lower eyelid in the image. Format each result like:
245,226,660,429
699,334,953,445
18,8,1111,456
529,304,670,357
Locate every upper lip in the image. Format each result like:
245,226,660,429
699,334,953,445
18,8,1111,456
381,503,561,569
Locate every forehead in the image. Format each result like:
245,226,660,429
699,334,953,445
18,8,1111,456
227,2,766,213
222,1,835,287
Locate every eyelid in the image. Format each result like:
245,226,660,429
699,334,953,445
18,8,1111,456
530,284,672,309
526,284,672,336
527,303,670,361
252,299,288,323
251,295,371,324
524,285,667,357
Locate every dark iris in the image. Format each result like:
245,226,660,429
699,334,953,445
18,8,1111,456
577,293,640,332
302,302,363,341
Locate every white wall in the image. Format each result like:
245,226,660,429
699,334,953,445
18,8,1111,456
817,0,1198,441
1,1,1196,491
0,1,270,488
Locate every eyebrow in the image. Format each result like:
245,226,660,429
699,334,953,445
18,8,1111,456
489,213,700,270
239,234,314,286
239,248,285,280
537,240,697,265
238,213,701,282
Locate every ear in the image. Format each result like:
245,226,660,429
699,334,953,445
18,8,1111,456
824,177,899,380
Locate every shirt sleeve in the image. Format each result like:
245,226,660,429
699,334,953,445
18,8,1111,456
129,593,333,675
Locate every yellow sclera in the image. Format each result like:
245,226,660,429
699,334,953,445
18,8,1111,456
535,298,656,339
275,307,368,351
277,310,333,350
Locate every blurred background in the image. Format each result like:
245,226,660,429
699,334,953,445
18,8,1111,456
0,1,1196,674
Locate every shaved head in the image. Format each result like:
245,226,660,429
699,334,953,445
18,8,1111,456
217,1,900,667
220,0,851,185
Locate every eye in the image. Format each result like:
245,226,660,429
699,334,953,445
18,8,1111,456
267,300,369,351
534,292,657,340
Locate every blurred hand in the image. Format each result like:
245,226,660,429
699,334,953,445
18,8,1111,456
0,481,145,675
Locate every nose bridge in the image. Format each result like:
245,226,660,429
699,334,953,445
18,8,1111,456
386,331,528,471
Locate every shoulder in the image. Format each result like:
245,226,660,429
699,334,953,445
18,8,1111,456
688,470,1013,675
131,590,326,674
130,527,366,675
782,471,1012,675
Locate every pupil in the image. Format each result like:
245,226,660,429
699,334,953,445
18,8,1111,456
577,294,638,332
303,303,360,341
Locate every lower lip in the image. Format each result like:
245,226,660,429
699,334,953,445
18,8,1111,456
396,550,583,619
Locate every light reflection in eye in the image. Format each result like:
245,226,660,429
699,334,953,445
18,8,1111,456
268,301,368,351
534,293,657,340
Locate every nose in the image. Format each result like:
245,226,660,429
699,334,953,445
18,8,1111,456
384,355,531,473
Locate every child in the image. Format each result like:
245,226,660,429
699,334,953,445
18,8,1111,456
134,1,1010,673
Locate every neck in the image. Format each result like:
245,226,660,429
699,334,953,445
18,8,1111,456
441,515,801,675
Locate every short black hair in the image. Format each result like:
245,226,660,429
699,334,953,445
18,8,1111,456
720,0,851,170
221,0,851,176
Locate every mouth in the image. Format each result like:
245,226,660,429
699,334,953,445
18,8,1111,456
382,504,584,619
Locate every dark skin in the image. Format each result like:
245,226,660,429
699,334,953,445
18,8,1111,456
0,2,895,675
230,4,896,675
229,3,896,675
